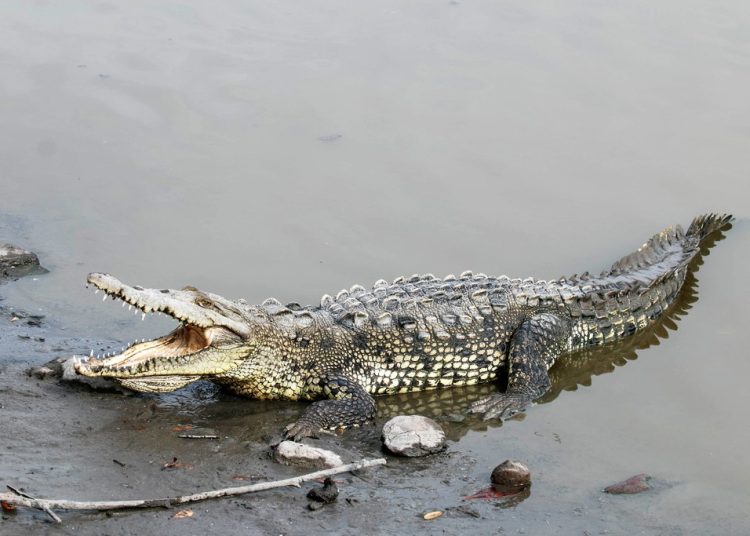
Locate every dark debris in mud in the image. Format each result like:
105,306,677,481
306,477,339,505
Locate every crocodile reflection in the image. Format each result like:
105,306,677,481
373,226,728,442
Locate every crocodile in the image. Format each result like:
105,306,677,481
75,213,732,440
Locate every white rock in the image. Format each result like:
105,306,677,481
274,441,343,469
382,415,446,457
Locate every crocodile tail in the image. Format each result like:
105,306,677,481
605,213,733,282
685,213,734,242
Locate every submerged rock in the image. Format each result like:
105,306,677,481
274,440,343,469
382,415,446,457
490,460,531,492
0,243,46,279
604,473,651,494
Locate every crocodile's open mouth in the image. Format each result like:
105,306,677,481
74,273,248,392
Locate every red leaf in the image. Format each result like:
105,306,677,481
464,486,520,500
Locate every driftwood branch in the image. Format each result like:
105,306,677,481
1,457,386,522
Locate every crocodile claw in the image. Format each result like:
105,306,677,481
283,420,321,442
469,393,529,421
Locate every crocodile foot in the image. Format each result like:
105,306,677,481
468,393,530,421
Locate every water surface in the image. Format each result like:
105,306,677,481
1,1,748,534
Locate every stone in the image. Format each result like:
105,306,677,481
0,244,46,279
490,460,531,492
273,440,343,469
382,415,446,457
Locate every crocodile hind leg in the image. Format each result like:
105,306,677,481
470,313,571,420
284,375,377,441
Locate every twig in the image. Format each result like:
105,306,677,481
6,486,61,523
1,457,386,521
178,434,219,440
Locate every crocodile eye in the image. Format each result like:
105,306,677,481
196,297,212,308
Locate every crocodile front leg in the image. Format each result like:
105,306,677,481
284,375,377,441
470,313,571,420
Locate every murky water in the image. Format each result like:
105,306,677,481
1,1,749,534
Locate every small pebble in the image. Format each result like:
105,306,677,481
491,460,531,492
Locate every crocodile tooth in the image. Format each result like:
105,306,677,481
90,349,93,357
102,294,107,301
141,313,146,321
94,289,99,294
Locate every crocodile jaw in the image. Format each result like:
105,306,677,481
74,273,251,392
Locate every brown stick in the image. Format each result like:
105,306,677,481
1,457,386,522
